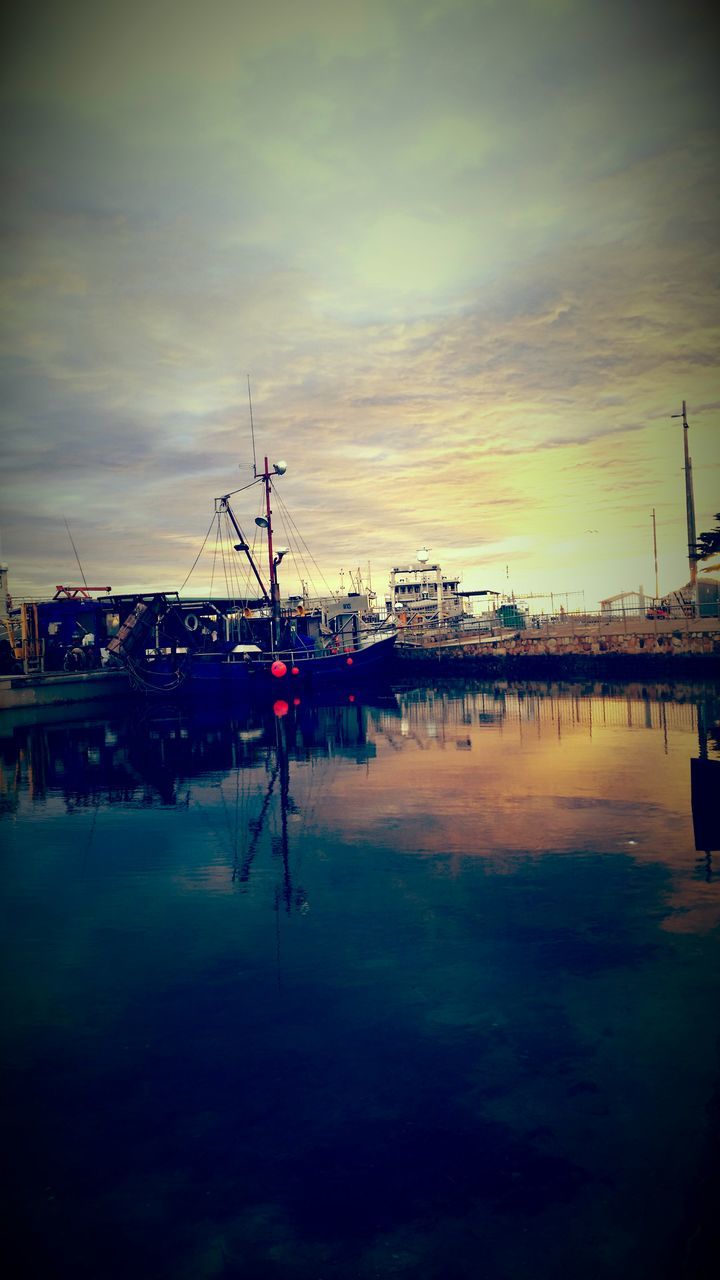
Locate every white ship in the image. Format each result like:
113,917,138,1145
388,549,470,628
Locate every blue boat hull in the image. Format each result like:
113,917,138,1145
138,634,397,697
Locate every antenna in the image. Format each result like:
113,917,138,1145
652,508,659,598
64,518,88,588
247,374,258,477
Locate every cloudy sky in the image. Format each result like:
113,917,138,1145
2,0,718,609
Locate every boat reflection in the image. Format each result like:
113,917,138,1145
3,676,719,1280
0,690,400,811
0,690,404,920
2,680,718,812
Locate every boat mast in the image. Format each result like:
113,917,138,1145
216,496,270,602
262,456,281,649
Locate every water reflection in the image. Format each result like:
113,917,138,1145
691,698,720,882
1,680,719,1279
2,679,719,857
2,678,718,922
0,692,394,810
2,679,716,796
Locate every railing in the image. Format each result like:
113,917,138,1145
395,604,720,647
269,627,394,662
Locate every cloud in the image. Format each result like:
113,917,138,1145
1,0,718,602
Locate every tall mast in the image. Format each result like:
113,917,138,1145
672,399,697,587
216,496,269,601
263,456,281,649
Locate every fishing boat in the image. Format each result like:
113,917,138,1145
107,455,396,695
0,574,131,711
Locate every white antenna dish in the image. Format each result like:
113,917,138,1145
416,547,430,563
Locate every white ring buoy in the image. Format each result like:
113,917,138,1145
184,613,199,632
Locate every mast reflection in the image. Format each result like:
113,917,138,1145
2,681,718,896
0,691,402,915
0,693,395,808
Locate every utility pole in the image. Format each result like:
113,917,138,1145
652,508,659,599
671,400,697,588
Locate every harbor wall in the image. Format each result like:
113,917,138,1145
395,621,720,679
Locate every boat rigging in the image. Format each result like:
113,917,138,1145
107,451,396,695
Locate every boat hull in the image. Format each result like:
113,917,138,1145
0,668,130,712
139,634,397,697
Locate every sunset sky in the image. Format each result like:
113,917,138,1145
2,0,718,609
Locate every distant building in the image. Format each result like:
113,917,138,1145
600,587,648,618
601,578,719,620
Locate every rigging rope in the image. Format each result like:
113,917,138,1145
209,517,222,598
177,512,217,594
273,487,338,600
175,476,341,609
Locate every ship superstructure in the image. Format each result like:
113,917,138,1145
389,549,469,627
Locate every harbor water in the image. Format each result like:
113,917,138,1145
1,679,719,1279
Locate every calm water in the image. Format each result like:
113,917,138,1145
1,678,719,1280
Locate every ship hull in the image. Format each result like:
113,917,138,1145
0,668,129,712
139,634,397,697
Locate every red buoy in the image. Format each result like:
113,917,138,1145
271,660,287,678
346,657,353,666
273,699,289,717
291,666,300,676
